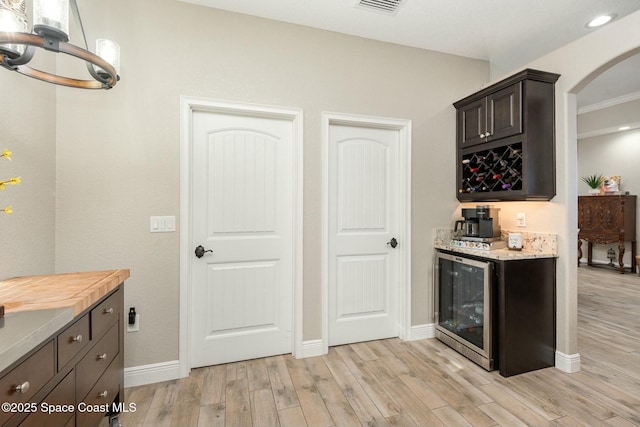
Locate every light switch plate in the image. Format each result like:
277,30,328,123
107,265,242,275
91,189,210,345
517,212,527,227
150,216,176,233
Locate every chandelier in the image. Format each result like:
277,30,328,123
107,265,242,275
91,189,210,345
0,0,119,89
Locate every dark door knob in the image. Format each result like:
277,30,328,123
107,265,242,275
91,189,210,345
386,238,398,249
195,245,213,258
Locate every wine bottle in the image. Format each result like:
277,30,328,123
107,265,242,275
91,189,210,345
502,183,512,190
462,159,471,164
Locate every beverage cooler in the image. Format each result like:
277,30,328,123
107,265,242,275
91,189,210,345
434,251,497,371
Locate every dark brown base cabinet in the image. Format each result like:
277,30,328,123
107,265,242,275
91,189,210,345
497,257,556,377
0,286,124,427
454,69,560,201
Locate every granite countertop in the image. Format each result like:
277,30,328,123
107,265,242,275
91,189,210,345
433,229,558,260
434,243,557,260
0,269,130,373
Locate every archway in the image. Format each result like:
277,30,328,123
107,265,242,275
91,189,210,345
515,11,640,373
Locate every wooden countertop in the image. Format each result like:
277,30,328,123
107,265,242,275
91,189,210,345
0,269,130,316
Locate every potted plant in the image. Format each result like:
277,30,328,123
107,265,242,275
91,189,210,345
581,174,604,195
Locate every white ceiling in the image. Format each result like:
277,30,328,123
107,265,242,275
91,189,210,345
180,0,640,109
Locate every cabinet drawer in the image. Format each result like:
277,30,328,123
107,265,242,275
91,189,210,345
76,358,120,427
0,341,55,426
57,315,90,370
91,288,121,340
19,370,74,427
76,323,118,401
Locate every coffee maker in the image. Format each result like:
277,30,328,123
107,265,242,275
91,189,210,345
455,205,501,241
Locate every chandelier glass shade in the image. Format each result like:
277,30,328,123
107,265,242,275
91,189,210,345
0,0,120,89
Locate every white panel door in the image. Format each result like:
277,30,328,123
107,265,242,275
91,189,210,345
328,123,400,346
190,110,293,367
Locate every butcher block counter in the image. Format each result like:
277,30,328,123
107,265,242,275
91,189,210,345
0,269,130,316
0,269,129,427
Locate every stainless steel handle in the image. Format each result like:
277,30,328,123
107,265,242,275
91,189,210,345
71,334,83,343
433,263,440,322
13,381,30,394
97,353,107,360
103,307,114,315
98,390,108,398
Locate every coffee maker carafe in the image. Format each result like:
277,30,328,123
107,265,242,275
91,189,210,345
455,205,501,241
455,209,480,237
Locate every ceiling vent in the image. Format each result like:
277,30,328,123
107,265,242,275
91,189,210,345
355,0,407,15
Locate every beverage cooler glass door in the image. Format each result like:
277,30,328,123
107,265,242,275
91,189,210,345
435,252,493,366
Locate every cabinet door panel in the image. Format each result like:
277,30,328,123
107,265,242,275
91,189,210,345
0,341,55,425
458,98,486,147
57,315,90,370
20,371,74,427
487,82,521,141
76,323,118,401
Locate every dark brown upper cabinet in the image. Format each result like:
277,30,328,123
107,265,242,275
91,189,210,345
458,83,522,147
454,69,560,202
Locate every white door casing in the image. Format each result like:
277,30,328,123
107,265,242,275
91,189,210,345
322,112,412,351
180,98,303,374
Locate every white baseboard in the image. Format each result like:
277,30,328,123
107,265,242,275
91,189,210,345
124,360,181,388
296,327,438,359
555,351,581,373
407,323,436,341
299,339,324,358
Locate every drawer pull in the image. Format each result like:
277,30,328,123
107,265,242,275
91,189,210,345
98,390,109,399
71,334,83,343
103,307,114,315
97,353,108,360
13,381,30,394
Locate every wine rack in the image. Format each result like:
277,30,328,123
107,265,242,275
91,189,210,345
459,142,523,194
454,69,559,201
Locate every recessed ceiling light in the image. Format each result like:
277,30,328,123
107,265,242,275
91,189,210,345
619,126,631,131
586,15,613,28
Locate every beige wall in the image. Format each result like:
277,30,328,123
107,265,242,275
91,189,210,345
578,121,640,266
5,0,639,372
578,98,640,138
0,56,56,279
504,10,640,360
50,0,488,368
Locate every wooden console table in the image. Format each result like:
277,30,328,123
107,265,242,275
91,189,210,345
578,195,637,273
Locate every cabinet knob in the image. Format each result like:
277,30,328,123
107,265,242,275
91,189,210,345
480,133,485,138
71,334,83,343
97,353,107,360
98,390,108,398
103,307,114,315
13,381,30,394
485,131,492,137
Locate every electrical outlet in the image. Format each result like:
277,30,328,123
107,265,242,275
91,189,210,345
127,314,140,333
517,212,527,227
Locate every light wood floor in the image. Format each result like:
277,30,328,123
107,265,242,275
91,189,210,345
116,266,640,427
